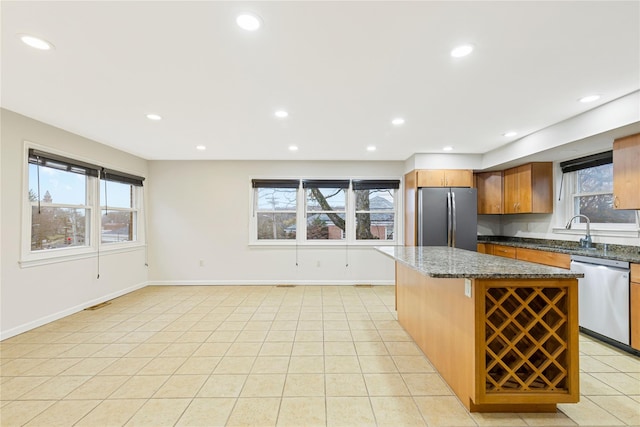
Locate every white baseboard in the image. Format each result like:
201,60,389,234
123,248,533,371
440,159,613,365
147,279,394,286
0,281,148,341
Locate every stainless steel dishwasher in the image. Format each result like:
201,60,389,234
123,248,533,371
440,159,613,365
570,255,631,345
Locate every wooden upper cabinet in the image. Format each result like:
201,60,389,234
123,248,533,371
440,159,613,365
417,169,473,187
613,133,640,210
475,171,503,214
503,163,553,214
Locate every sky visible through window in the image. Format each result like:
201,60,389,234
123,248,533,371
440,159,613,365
29,164,131,207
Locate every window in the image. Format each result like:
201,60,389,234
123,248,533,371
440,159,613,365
25,147,145,263
573,164,636,225
353,180,399,241
561,152,638,231
303,180,349,241
251,178,400,244
252,180,299,240
28,150,97,251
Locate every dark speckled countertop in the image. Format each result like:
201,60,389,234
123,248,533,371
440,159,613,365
478,236,640,264
376,246,583,279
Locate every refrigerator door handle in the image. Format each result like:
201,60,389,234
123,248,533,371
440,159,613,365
447,191,452,246
452,191,457,248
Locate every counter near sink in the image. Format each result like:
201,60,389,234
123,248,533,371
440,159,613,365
477,236,640,264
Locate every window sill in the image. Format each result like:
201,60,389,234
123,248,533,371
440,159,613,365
20,243,146,268
249,241,398,248
552,227,639,238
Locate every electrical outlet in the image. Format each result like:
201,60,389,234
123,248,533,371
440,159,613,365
464,279,472,298
316,260,321,268
199,259,204,267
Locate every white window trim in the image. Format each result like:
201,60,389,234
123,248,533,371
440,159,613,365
554,168,640,238
249,176,402,246
21,141,146,267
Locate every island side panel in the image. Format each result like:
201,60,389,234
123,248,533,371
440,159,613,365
396,261,476,409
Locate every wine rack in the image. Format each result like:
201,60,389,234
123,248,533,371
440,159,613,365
482,285,570,394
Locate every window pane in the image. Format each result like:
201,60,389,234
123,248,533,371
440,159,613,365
574,194,636,224
356,213,395,240
31,207,88,250
100,180,133,208
306,188,346,212
257,213,297,240
306,213,345,240
257,188,297,211
102,211,135,243
355,189,394,211
577,164,613,193
29,164,86,205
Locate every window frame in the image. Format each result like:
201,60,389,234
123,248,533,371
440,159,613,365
352,187,398,242
21,142,146,267
558,163,639,236
249,177,402,246
99,178,141,246
252,181,300,242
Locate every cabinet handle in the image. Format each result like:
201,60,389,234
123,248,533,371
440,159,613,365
614,196,620,208
441,178,444,186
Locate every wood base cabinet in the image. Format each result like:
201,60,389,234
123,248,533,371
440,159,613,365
396,262,579,412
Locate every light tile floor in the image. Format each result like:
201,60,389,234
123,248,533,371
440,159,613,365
1,285,639,426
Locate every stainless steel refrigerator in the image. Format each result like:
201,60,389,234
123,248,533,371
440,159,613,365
417,187,477,251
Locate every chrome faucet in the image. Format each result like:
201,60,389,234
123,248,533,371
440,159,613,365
565,214,593,249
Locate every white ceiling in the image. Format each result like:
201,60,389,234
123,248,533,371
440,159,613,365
2,1,639,161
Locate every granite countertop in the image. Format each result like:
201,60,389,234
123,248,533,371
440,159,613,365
477,236,640,264
376,246,584,279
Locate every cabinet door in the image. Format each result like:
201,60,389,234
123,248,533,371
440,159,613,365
492,244,517,258
444,170,473,187
613,134,640,210
503,168,519,213
476,171,503,214
417,170,445,187
516,248,570,269
516,165,533,212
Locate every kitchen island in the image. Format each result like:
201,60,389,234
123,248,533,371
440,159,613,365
377,246,583,413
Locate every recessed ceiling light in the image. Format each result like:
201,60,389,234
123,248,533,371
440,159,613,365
366,146,377,152
146,113,162,121
579,94,601,103
288,145,298,151
275,110,288,118
451,44,474,58
196,145,206,151
19,34,54,50
236,13,262,31
442,146,454,151
391,118,405,126
503,131,518,137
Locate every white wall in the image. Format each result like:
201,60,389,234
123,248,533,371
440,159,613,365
146,160,403,285
0,109,149,339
